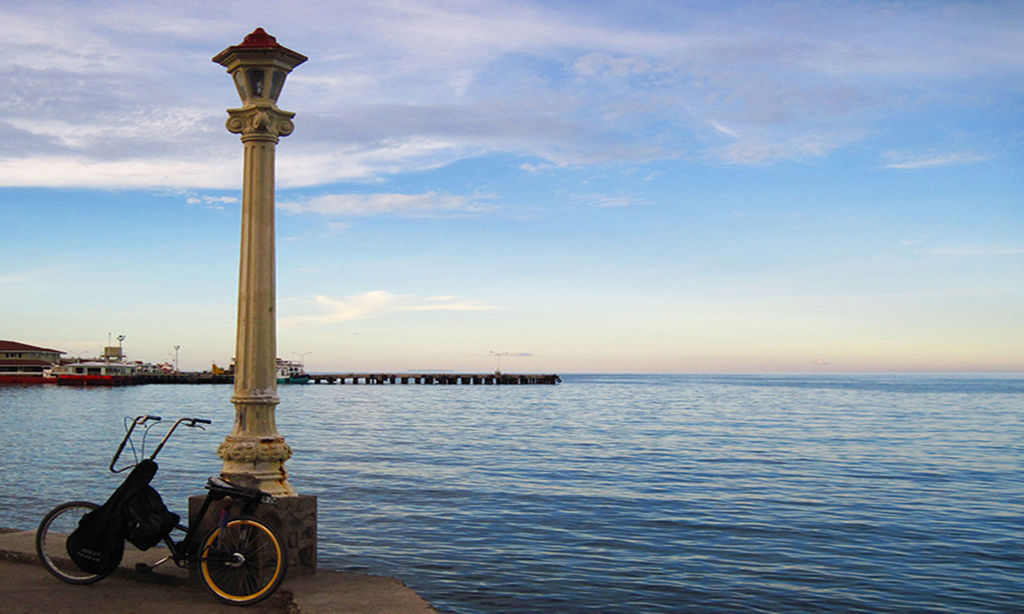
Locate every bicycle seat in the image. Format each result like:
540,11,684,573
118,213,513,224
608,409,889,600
206,476,269,502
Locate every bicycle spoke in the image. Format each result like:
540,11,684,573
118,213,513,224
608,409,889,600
200,518,285,605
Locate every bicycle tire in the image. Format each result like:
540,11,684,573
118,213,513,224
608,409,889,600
36,501,111,585
199,517,286,605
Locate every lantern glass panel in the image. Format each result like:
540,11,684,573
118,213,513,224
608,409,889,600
232,71,248,101
269,71,285,102
246,69,266,98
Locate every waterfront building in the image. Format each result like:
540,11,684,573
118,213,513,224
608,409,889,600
0,340,65,384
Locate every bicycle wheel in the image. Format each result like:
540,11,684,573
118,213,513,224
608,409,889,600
199,517,286,605
35,501,110,584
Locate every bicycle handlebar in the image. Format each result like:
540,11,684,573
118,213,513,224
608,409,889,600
109,415,212,472
110,415,160,472
147,417,213,460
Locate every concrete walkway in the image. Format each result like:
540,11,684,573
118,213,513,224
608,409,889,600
0,529,436,614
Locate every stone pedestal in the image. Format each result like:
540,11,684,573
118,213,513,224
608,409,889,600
188,494,317,577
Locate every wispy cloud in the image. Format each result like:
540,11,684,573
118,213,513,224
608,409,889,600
0,274,31,285
0,155,237,189
926,246,1024,257
283,291,497,327
572,52,656,78
278,191,495,217
589,195,647,208
185,194,239,209
519,162,563,173
0,1,1019,188
883,151,994,169
708,120,740,139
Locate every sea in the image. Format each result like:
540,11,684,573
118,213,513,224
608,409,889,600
1,373,1021,613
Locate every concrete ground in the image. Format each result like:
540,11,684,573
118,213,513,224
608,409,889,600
0,528,437,614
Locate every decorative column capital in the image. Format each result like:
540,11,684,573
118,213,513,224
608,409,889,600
217,437,294,464
225,105,297,141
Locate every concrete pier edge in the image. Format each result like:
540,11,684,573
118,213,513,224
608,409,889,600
0,526,437,614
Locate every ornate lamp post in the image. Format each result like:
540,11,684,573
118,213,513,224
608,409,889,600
213,28,306,497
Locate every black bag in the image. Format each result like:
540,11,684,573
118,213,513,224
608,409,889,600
124,485,179,550
66,459,161,573
66,507,125,575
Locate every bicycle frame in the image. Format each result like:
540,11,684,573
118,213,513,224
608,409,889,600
39,414,287,605
148,474,276,571
108,416,278,571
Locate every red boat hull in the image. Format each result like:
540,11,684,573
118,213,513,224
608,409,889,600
54,375,137,386
0,374,55,385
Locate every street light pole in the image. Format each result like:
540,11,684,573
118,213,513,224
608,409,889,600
490,351,509,375
213,28,307,497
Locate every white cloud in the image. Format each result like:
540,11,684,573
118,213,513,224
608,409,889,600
708,120,740,139
883,151,994,169
283,291,497,327
185,194,239,208
0,155,237,188
715,129,866,164
573,52,655,77
0,1,1019,188
279,191,494,217
926,246,1024,257
0,274,31,285
590,195,646,208
519,162,562,173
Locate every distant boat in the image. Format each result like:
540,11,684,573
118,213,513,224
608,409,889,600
276,359,309,384
50,361,139,386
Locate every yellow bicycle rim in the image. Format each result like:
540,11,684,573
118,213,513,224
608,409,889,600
200,519,283,603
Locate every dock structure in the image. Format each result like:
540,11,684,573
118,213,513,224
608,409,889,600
137,372,233,384
135,372,560,385
307,373,561,385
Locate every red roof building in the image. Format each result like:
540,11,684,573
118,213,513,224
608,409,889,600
0,340,65,384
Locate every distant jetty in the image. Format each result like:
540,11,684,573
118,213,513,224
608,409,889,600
1,341,561,387
136,372,233,384
306,373,561,385
137,372,560,385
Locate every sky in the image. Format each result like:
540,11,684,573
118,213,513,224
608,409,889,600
1,0,1022,374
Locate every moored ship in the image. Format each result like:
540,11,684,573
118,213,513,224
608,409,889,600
50,361,140,386
277,358,310,384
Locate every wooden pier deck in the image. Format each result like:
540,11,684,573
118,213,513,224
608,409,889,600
137,372,233,384
136,372,560,385
307,373,561,385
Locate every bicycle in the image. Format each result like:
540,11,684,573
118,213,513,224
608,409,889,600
35,415,287,606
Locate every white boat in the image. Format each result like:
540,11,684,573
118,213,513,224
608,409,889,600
50,361,139,386
276,359,309,384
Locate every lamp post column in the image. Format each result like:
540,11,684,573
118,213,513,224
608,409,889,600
213,28,307,497
218,108,295,496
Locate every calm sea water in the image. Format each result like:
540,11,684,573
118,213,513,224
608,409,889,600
2,374,1022,612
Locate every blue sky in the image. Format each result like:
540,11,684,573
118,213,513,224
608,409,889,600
1,0,1022,373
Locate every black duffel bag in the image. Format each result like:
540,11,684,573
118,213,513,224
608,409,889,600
66,505,125,575
123,484,180,550
66,458,173,573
